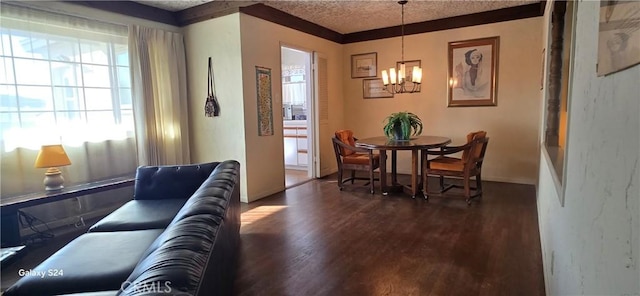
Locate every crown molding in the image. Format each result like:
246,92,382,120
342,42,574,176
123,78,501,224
239,4,343,44
176,1,246,27
343,3,545,43
66,1,179,26
67,1,545,44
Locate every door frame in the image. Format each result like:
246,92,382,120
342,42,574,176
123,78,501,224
280,43,317,179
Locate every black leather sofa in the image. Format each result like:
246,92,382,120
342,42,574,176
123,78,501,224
4,160,241,296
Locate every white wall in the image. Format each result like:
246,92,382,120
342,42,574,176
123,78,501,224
537,1,640,294
343,17,543,184
184,14,250,201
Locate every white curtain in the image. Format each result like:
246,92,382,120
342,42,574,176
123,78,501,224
0,3,136,228
129,25,190,166
283,83,307,106
0,3,137,193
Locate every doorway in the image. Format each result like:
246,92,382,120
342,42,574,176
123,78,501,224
281,45,314,188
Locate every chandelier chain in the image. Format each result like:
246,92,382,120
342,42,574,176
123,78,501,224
401,1,405,63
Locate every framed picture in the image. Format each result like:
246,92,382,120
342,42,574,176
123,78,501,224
255,66,274,136
447,36,499,107
597,0,640,76
351,52,377,78
363,78,393,99
396,60,421,92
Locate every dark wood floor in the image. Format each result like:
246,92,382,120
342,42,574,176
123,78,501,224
233,175,545,296
1,175,545,295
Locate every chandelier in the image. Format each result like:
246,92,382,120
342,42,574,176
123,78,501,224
381,0,422,94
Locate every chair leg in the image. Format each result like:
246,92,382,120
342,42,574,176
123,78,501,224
351,170,356,184
476,173,483,198
369,169,375,194
439,175,445,191
423,174,429,200
337,169,344,190
464,176,471,205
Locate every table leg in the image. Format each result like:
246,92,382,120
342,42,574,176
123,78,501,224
411,149,419,198
422,149,429,199
379,149,388,195
391,150,397,185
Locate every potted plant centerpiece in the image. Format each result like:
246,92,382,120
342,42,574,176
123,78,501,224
383,111,423,141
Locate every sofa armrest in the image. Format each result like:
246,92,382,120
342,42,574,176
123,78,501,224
134,162,219,200
120,160,241,296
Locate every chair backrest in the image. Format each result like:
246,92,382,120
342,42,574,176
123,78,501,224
334,129,357,156
462,131,488,164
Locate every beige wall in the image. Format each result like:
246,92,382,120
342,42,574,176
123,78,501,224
184,14,250,201
239,14,344,202
185,13,344,202
344,17,543,184
186,13,543,201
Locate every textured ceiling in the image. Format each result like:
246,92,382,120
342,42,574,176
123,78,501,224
135,0,540,34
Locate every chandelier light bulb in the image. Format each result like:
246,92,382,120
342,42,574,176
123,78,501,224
412,66,422,83
398,63,406,83
390,67,397,84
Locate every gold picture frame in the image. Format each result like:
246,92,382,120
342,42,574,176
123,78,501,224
351,52,377,78
447,36,499,107
363,78,393,99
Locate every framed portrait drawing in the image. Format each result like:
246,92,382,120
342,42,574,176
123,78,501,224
597,0,640,76
363,78,393,99
351,52,377,78
447,36,499,107
396,60,421,92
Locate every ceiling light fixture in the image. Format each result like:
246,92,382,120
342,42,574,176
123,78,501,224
381,0,422,94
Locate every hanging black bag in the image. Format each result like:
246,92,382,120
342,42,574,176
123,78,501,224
205,57,220,117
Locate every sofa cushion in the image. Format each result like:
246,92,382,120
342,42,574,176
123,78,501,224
134,162,219,200
3,229,164,296
88,199,186,232
119,215,223,296
119,160,240,296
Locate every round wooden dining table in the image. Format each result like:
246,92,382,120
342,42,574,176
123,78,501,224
356,136,451,197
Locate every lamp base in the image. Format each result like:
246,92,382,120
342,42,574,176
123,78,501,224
43,167,65,191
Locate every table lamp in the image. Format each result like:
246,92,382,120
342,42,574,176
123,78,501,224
34,144,71,191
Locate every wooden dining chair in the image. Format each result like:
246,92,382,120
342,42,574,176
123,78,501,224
423,131,489,204
332,130,380,194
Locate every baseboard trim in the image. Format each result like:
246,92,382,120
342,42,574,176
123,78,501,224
482,176,536,185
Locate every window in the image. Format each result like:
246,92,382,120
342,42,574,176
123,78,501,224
282,65,307,106
543,0,576,206
0,4,132,150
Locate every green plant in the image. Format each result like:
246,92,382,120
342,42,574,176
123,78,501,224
383,111,423,141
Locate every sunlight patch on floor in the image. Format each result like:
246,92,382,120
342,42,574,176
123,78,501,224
241,205,288,226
